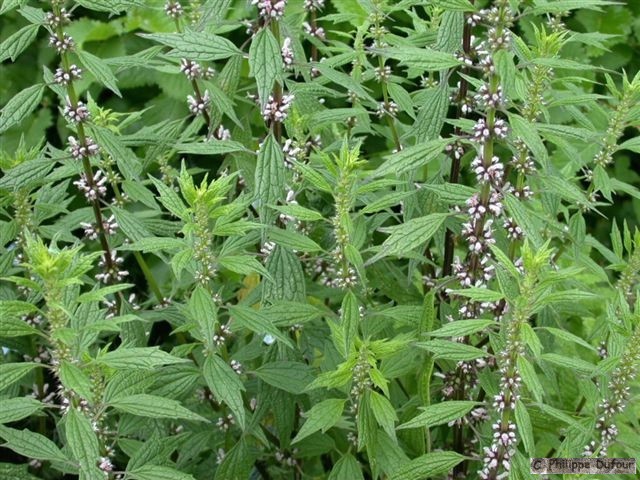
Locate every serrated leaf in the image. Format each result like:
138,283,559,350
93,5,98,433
110,394,208,422
0,157,53,192
389,451,465,480
149,176,188,219
77,49,121,97
66,408,100,472
229,305,293,348
428,319,495,337
373,139,448,177
0,24,39,62
119,237,186,253
412,82,450,142
255,361,314,394
255,134,285,218
514,400,534,456
0,426,69,463
368,213,448,264
448,287,504,302
218,254,270,278
292,398,345,443
0,363,42,391
0,84,44,134
517,357,543,402
415,340,487,361
270,204,324,221
139,31,240,61
129,465,196,480
329,454,364,480
540,353,595,375
89,125,141,180
0,398,44,424
267,226,323,252
59,361,94,401
96,347,188,370
379,47,462,71
398,401,478,430
370,390,398,441
538,327,597,352
249,28,281,108
175,140,249,155
0,317,39,337
203,354,245,428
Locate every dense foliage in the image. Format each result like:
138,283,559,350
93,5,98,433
1,0,640,479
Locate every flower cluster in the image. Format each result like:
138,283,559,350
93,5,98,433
187,90,211,116
252,0,287,20
95,249,129,283
262,93,294,123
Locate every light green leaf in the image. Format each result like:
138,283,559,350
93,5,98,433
203,354,245,428
255,134,285,218
292,398,345,443
96,347,189,370
0,398,44,424
77,49,121,97
389,451,465,480
110,394,208,422
428,319,496,338
448,287,504,303
59,361,94,402
0,157,53,191
517,357,543,403
229,305,293,348
415,340,487,361
412,82,450,142
374,139,448,177
329,454,365,480
255,361,314,394
0,84,44,134
540,353,595,375
89,125,141,180
367,213,448,264
370,390,398,441
175,140,249,155
267,226,323,252
66,408,100,472
119,237,186,253
515,400,534,456
379,47,462,71
249,28,281,108
139,31,241,61
398,401,478,430
149,176,188,219
0,425,69,463
270,204,324,221
0,24,39,62
129,465,196,480
0,363,43,391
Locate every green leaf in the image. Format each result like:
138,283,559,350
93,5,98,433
422,182,477,205
367,213,448,264
341,291,360,356
0,426,69,463
0,317,39,337
175,140,249,155
120,237,186,253
129,465,196,480
203,354,245,428
149,176,188,219
249,28,281,108
0,363,42,391
214,439,256,480
96,347,189,370
509,113,548,166
517,357,543,402
433,0,475,11
428,319,495,338
59,361,94,402
77,49,121,97
398,401,478,430
267,226,323,252
0,84,44,134
254,361,314,394
139,31,241,61
538,327,597,352
270,204,324,221
66,408,100,472
373,139,448,177
540,353,595,375
448,287,504,303
329,454,365,480
360,191,415,214
110,394,208,422
415,340,487,361
89,125,141,180
292,398,345,443
514,400,534,456
380,47,462,71
389,451,465,480
77,284,135,303
412,82,450,142
529,0,619,15
0,398,44,424
0,157,53,191
255,134,285,217
229,305,293,348
0,24,39,62
370,391,398,441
